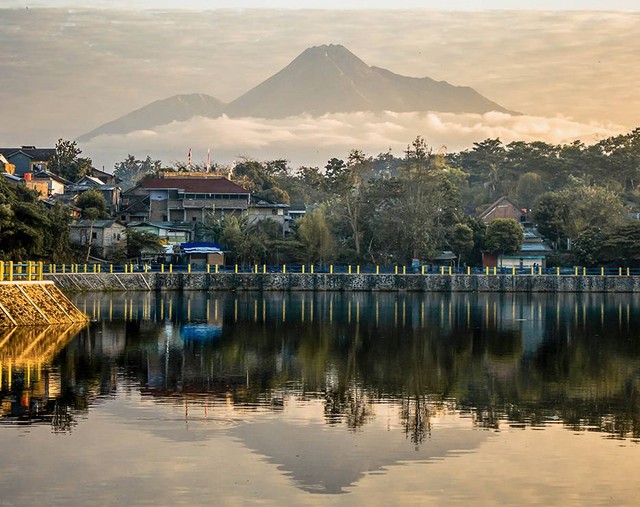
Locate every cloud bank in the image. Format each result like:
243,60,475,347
81,111,625,170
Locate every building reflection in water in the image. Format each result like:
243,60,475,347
2,292,640,443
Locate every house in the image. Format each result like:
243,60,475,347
65,175,121,215
0,146,55,177
247,198,291,235
479,196,526,224
482,228,553,269
130,174,251,223
69,220,126,259
88,167,120,185
126,221,194,246
180,242,225,266
118,192,150,223
31,170,68,197
0,154,16,174
22,172,50,198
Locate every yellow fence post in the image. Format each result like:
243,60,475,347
467,266,470,275
0,261,4,281
215,264,219,274
110,264,114,273
263,264,266,274
448,266,452,275
62,264,65,274
235,264,238,274
403,266,406,275
574,267,578,276
627,267,630,276
124,264,128,274
311,265,314,274
169,264,173,273
38,261,44,281
357,265,360,275
420,265,424,275
440,266,444,275
493,266,497,275
8,261,13,282
512,266,515,276
283,264,286,274
583,267,586,276
601,267,604,276
188,264,191,273
207,264,210,274
619,267,622,276
330,265,334,274
557,267,560,276
395,265,398,275
302,265,305,274
348,265,352,275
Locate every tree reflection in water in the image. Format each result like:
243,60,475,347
2,291,640,443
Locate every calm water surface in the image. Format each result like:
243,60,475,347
1,291,640,506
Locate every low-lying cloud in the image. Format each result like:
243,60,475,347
81,111,626,171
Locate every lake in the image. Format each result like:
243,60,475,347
1,291,639,506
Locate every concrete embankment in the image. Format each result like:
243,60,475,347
0,281,89,327
44,272,640,293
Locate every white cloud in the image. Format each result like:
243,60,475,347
81,111,626,171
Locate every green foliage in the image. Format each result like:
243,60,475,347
0,177,72,261
297,208,334,264
534,181,625,248
234,159,291,204
114,154,161,189
76,189,108,219
575,223,640,267
50,138,92,182
448,223,474,266
126,229,164,259
484,219,524,255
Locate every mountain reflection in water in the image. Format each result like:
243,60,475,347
1,291,640,494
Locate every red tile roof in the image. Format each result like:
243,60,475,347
140,177,249,194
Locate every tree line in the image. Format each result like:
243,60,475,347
3,128,640,266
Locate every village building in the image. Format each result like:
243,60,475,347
69,220,126,259
0,146,55,177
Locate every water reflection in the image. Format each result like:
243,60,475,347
3,292,639,441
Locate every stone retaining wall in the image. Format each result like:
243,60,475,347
44,272,640,293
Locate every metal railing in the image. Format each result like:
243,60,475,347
3,261,640,281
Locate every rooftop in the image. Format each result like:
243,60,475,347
140,176,249,194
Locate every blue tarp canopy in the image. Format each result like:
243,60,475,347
180,242,222,254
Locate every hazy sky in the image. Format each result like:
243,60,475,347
1,6,638,169
7,1,640,9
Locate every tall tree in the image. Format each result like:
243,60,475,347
484,219,524,256
50,138,93,182
297,208,334,264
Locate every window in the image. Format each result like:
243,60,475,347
92,232,97,240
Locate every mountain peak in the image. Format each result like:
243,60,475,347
79,45,514,140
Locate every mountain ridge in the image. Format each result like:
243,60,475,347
78,44,515,142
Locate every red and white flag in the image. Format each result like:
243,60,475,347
187,148,192,167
